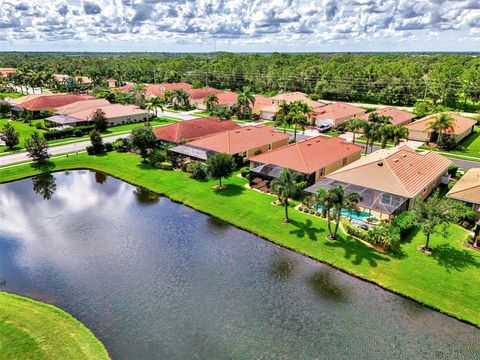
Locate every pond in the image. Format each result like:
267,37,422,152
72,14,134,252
0,170,479,359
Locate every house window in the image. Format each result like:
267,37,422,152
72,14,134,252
268,143,272,150
319,168,325,177
342,157,348,166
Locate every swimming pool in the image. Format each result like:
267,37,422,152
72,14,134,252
315,205,370,221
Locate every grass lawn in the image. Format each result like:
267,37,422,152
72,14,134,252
420,126,480,160
190,111,211,118
0,292,108,359
1,152,479,328
0,92,23,98
0,118,46,153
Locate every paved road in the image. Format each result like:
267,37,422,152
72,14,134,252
159,109,197,121
0,133,129,167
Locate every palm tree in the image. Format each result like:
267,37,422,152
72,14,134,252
236,86,255,118
317,185,362,240
273,102,291,133
428,113,455,143
391,126,409,146
270,169,302,223
203,93,219,111
172,88,190,109
290,100,313,142
345,119,365,144
379,123,395,149
147,96,164,117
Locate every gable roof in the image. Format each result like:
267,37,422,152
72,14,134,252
358,107,416,126
9,93,59,105
186,125,289,155
67,104,148,121
326,146,452,198
249,136,363,174
270,92,323,108
405,112,477,135
17,94,96,111
313,102,366,120
116,82,192,98
153,117,240,143
187,87,223,100
252,95,273,114
447,168,480,205
56,99,111,115
215,91,238,105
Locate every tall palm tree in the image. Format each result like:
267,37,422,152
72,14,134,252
147,96,164,117
345,119,366,144
236,86,255,118
172,88,190,109
428,113,455,143
290,100,313,142
379,123,395,149
270,169,302,223
273,102,291,133
203,93,219,111
391,126,409,146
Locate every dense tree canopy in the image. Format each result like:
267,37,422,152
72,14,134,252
1,52,479,111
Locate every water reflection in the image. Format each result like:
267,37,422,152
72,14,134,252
31,173,57,200
308,268,350,303
269,251,295,280
95,171,107,184
133,186,160,204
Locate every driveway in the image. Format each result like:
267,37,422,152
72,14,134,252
159,109,197,121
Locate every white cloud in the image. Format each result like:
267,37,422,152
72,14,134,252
0,0,478,50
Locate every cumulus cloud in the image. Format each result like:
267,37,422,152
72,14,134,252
0,0,478,48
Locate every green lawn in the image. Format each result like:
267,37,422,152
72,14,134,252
0,92,23,98
190,111,211,118
0,292,108,359
420,126,480,159
1,152,479,328
0,118,46,153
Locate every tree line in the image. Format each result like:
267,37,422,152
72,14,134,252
0,52,479,112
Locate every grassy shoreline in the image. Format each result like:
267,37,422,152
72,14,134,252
0,292,109,359
1,152,479,328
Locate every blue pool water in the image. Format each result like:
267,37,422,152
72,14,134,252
315,205,370,221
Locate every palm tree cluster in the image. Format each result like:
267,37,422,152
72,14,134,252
273,100,313,142
236,86,256,119
6,70,57,94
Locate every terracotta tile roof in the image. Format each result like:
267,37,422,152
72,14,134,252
270,92,323,108
0,68,16,78
249,136,363,174
116,82,192,98
358,107,416,126
215,91,238,105
18,94,96,111
160,82,192,92
153,117,240,143
252,95,273,114
326,146,452,198
447,168,480,205
313,102,366,120
405,112,477,135
9,93,60,105
56,99,111,115
187,125,290,155
187,87,223,100
68,104,148,121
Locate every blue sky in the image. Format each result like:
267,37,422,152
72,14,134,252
0,0,479,52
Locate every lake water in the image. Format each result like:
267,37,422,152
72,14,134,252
0,170,478,360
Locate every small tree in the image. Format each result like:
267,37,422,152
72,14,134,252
25,132,50,164
89,129,104,153
0,123,20,149
130,125,157,160
92,108,108,132
271,169,303,223
413,192,455,251
206,153,235,189
0,99,10,115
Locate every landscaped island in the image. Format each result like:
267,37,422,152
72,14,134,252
0,292,109,359
1,151,479,328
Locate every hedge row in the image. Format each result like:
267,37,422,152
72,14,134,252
43,125,96,140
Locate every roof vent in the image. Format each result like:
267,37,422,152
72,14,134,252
393,158,398,162
377,161,384,166
402,154,407,158
306,143,312,146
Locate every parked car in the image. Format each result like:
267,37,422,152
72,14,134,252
317,124,332,133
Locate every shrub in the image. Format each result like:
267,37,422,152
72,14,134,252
186,161,208,180
35,121,44,130
113,138,131,152
309,209,315,214
157,161,173,170
73,128,84,137
448,164,459,178
240,167,250,178
86,145,95,155
105,142,114,152
391,211,415,237
302,207,309,213
342,219,369,240
43,125,95,140
315,211,321,217
148,149,167,164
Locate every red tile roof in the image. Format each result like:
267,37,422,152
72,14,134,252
160,82,192,92
313,102,365,120
0,68,16,78
56,99,111,115
187,87,223,100
187,125,289,155
252,95,273,114
405,112,477,135
250,136,362,174
153,117,240,143
215,91,238,105
68,104,148,121
18,94,96,111
116,83,192,98
358,107,416,126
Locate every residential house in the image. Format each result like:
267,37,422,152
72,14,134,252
107,78,117,88
56,99,111,115
405,112,476,143
259,92,323,120
54,74,93,85
358,107,416,126
0,68,16,78
248,136,362,192
116,82,192,99
153,117,240,144
447,168,480,219
304,146,452,221
312,102,366,128
11,93,96,116
170,125,289,162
